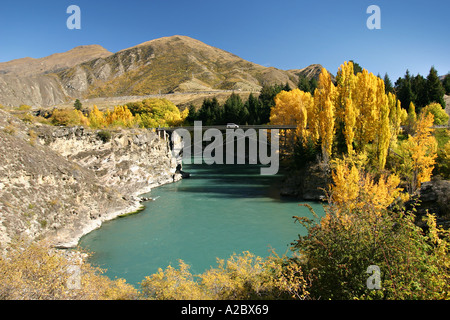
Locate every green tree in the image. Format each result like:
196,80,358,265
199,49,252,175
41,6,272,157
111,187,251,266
185,104,198,124
442,74,450,95
223,93,245,124
426,66,445,108
395,70,415,110
297,76,318,95
198,97,222,125
258,84,284,124
384,73,394,94
421,102,449,125
411,74,428,112
350,60,363,75
297,75,311,93
245,93,262,125
74,99,82,111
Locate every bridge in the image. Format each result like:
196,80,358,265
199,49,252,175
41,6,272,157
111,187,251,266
154,125,298,132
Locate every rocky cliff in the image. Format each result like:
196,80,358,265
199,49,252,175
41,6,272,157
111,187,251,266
0,109,180,249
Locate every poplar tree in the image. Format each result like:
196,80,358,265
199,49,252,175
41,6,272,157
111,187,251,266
336,61,357,155
313,68,336,163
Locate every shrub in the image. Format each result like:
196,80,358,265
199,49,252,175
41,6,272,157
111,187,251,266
97,130,112,143
0,241,138,300
292,164,450,300
50,109,90,127
140,251,310,300
18,104,32,111
421,102,449,125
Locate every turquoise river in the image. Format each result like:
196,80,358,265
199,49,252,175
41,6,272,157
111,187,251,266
79,162,324,287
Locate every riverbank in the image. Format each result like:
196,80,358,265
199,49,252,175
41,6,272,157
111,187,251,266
0,109,182,249
53,175,182,248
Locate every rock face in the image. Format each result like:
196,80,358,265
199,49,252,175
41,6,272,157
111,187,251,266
280,163,331,201
35,126,181,197
410,179,450,227
0,109,180,248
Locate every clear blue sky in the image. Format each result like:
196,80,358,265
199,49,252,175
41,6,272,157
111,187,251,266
0,0,448,81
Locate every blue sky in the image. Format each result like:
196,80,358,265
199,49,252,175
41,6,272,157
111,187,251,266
0,0,448,81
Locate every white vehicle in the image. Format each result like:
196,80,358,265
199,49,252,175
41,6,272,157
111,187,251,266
226,123,240,129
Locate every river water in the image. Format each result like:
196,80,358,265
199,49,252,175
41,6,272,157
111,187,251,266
79,161,324,287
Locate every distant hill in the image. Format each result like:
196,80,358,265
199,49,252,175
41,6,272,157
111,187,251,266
0,45,113,76
0,35,328,108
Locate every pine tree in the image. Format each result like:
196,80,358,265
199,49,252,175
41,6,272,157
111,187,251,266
426,66,445,108
298,75,311,93
245,93,262,125
411,74,428,112
384,73,394,94
395,70,415,111
258,84,284,124
443,74,450,95
74,99,82,111
350,60,363,75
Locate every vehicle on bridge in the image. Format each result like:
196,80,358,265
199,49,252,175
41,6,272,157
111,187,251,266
226,123,240,129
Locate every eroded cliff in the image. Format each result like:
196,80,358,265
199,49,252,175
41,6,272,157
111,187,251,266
0,109,180,248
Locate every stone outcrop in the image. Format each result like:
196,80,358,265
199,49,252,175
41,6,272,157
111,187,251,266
0,109,181,249
408,179,450,228
280,163,331,201
35,126,181,197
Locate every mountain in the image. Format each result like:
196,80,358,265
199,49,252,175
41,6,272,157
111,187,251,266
0,45,113,107
0,35,328,107
0,45,113,77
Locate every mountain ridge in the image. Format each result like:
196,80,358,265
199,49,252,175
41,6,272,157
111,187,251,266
0,35,328,107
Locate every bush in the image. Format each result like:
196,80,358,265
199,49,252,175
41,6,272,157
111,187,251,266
421,102,449,125
97,130,112,143
292,163,450,300
140,251,310,300
18,104,32,111
0,241,138,300
50,109,90,127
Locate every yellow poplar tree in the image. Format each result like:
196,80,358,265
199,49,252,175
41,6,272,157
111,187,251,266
88,105,106,129
336,61,357,154
105,105,136,128
394,112,438,193
271,89,313,143
352,70,379,151
313,68,336,163
374,77,391,170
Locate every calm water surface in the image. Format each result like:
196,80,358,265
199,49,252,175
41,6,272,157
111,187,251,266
80,162,324,286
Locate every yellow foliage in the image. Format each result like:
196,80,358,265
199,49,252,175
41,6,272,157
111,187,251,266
393,112,438,193
50,109,90,127
421,102,450,125
104,105,136,128
141,251,310,300
329,157,404,217
88,105,106,129
313,68,336,163
0,241,138,300
271,88,313,143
